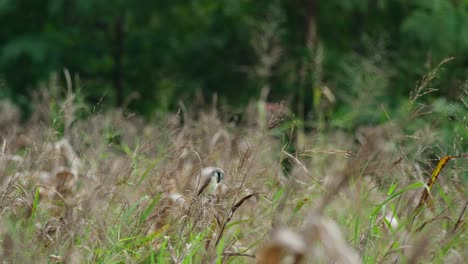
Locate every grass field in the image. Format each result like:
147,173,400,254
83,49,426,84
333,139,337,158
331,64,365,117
0,84,466,263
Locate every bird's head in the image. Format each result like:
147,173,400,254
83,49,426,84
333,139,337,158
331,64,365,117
203,167,225,183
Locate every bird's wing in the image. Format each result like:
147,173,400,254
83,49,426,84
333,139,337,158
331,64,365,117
196,174,212,196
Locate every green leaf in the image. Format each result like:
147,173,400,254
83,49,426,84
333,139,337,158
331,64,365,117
139,194,162,225
371,182,424,217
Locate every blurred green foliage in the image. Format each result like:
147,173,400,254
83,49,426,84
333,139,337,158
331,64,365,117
0,0,467,121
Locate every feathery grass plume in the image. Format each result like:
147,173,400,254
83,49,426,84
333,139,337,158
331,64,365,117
257,210,361,263
302,211,361,264
256,229,305,264
0,100,20,129
0,79,466,263
258,149,363,263
410,57,454,104
146,171,186,235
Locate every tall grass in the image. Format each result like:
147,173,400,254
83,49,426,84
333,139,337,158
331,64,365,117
0,75,466,263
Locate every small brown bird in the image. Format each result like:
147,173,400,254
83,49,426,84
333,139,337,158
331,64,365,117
196,167,225,196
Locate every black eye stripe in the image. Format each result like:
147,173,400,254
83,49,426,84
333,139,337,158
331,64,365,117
214,171,222,183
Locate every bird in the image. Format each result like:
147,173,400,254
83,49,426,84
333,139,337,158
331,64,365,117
196,166,225,197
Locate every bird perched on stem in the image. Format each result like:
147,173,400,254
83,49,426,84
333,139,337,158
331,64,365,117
196,167,225,197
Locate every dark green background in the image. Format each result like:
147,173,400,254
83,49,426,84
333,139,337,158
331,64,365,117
1,0,467,121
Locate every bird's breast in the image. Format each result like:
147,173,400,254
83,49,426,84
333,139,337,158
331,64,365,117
204,178,218,195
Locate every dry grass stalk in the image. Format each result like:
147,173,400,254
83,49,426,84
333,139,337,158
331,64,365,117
214,192,260,247
257,211,361,264
452,201,467,233
256,229,306,264
303,211,361,264
415,154,467,214
0,85,465,263
257,170,362,264
410,57,454,104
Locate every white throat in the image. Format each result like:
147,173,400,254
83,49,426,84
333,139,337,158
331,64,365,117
203,177,218,195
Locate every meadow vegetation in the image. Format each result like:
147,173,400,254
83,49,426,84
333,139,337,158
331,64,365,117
1,1,468,263
0,69,466,263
